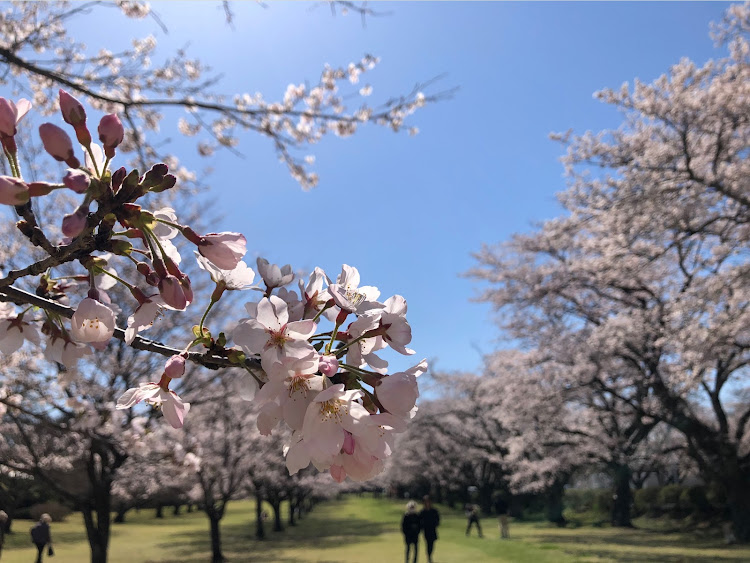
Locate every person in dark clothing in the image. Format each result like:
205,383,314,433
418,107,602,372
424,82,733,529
401,501,421,563
494,495,510,539
30,514,52,563
465,504,483,537
419,496,440,563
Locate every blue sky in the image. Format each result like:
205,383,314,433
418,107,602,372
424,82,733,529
69,1,732,375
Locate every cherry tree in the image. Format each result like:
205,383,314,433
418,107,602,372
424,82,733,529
0,3,436,562
472,2,749,540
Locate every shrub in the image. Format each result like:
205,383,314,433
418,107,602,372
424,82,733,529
681,486,709,514
29,501,72,522
634,487,661,517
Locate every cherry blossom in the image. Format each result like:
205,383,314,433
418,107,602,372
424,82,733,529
0,97,31,137
327,264,383,316
116,382,191,429
44,334,91,368
257,257,295,289
195,253,256,291
125,295,163,344
197,232,247,270
232,296,317,371
256,354,323,431
0,315,41,354
286,385,370,474
69,297,116,348
375,359,428,419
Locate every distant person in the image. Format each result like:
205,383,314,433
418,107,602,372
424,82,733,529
419,496,440,563
30,513,53,563
494,495,510,539
464,503,483,537
401,501,421,563
0,510,7,560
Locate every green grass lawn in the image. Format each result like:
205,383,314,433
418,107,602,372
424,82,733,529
2,495,749,562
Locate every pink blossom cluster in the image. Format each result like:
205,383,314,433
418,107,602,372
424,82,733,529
0,92,425,482
231,263,427,482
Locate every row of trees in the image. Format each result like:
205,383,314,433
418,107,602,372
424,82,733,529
389,0,749,541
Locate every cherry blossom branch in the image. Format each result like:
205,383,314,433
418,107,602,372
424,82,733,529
0,284,262,372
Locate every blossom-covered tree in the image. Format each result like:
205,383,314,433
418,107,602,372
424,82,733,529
472,2,750,540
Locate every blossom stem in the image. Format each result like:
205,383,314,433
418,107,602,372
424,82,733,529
154,217,184,231
140,227,164,264
334,332,370,357
198,299,215,336
310,303,331,324
3,149,19,178
95,266,135,291
101,156,111,176
325,321,342,355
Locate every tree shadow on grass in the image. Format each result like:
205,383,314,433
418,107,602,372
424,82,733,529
152,516,391,562
531,531,747,563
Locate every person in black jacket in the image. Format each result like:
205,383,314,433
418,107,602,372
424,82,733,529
465,503,483,537
419,496,440,563
401,501,421,563
30,514,52,563
494,495,510,539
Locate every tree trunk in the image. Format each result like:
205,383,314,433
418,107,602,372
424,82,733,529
155,504,163,518
611,464,633,527
545,480,566,527
209,513,224,563
79,478,114,563
269,498,283,532
255,495,265,540
173,504,181,516
724,466,750,542
187,504,194,513
288,494,296,527
113,506,127,524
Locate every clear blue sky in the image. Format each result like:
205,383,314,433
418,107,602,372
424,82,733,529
70,1,732,375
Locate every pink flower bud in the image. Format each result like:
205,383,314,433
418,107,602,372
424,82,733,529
164,355,186,379
39,123,78,166
159,275,187,310
0,99,16,137
0,176,30,206
198,232,247,270
98,114,124,157
136,262,153,277
59,89,86,126
61,205,89,239
319,354,339,377
0,97,31,137
62,169,90,194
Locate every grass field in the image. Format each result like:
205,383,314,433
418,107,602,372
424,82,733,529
2,495,749,562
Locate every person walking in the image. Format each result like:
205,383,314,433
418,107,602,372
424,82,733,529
420,496,440,563
0,510,7,560
401,501,421,563
465,503,483,537
494,495,510,539
30,514,53,563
